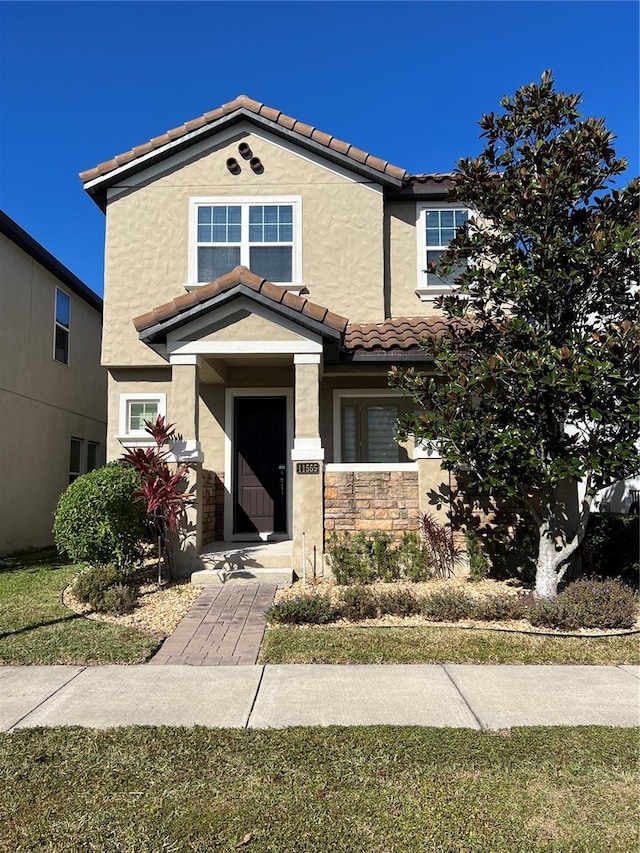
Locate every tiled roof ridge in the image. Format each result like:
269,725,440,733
80,94,409,185
132,266,349,335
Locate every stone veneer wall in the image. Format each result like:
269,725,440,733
202,469,225,545
324,470,420,540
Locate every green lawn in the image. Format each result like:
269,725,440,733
1,726,637,853
0,550,160,664
261,624,640,665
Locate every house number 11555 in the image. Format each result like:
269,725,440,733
296,462,320,475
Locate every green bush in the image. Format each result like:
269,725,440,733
326,532,377,585
73,564,139,615
377,587,423,617
398,531,433,582
530,578,638,630
54,464,147,568
466,530,490,582
423,587,475,622
471,593,526,621
581,513,639,587
265,594,336,625
338,586,379,621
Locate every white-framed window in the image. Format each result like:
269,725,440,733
331,390,417,468
416,204,468,299
54,287,70,364
118,393,167,439
189,196,302,286
69,437,83,483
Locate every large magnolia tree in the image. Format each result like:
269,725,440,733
394,71,639,599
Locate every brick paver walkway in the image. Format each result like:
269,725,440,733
149,583,278,666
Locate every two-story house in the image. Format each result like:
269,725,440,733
79,95,466,577
0,211,107,554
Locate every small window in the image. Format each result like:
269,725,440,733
192,197,300,285
54,288,70,364
418,206,468,293
69,437,83,483
128,400,159,433
341,398,411,464
87,441,100,472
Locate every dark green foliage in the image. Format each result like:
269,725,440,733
423,587,475,622
530,578,637,630
377,587,423,617
53,464,146,569
466,530,490,581
338,585,379,621
397,531,433,581
73,564,139,615
265,594,336,625
392,71,639,598
326,532,378,584
581,513,639,586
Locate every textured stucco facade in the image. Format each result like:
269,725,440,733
0,217,106,554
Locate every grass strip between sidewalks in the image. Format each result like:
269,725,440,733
1,726,638,853
0,551,160,665
261,624,640,665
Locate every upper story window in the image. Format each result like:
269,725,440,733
190,196,301,286
54,288,70,364
417,205,468,300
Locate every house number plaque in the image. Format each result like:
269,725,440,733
296,462,320,475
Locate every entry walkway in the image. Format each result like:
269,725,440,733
2,664,638,731
149,583,279,666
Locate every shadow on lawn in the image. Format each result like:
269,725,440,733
0,613,84,641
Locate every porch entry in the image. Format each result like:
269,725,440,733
233,396,287,537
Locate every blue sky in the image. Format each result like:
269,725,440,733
1,0,638,297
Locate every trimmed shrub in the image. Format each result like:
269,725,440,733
326,532,377,585
265,594,336,625
466,530,490,582
73,564,139,614
99,584,139,616
530,578,638,630
338,585,379,621
377,587,423,617
398,531,433,582
54,464,146,568
471,593,526,622
581,513,639,587
423,587,474,622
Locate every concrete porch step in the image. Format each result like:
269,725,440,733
190,566,294,586
192,540,294,585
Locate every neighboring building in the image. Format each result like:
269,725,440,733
0,211,107,554
78,95,481,576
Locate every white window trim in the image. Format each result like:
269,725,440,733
332,389,418,470
53,286,70,365
117,393,167,444
188,195,303,287
415,202,469,301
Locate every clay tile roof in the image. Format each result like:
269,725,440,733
344,317,464,351
132,266,348,337
79,95,409,186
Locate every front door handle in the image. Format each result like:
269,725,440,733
278,463,286,496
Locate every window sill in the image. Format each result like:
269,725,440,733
415,284,458,302
184,282,307,296
325,463,418,472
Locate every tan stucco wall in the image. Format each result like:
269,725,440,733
192,309,310,344
102,130,385,367
0,233,106,553
106,369,172,460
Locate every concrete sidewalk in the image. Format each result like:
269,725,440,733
2,664,638,731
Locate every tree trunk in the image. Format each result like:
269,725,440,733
535,526,562,599
534,483,587,600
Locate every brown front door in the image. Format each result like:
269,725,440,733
233,396,287,535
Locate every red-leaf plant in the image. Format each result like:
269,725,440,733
121,415,192,581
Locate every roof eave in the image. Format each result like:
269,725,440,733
138,283,345,346
82,109,405,210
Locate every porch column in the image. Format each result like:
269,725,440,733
171,355,203,574
292,353,324,578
